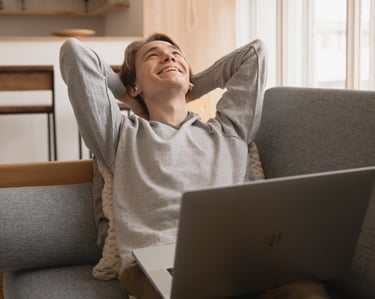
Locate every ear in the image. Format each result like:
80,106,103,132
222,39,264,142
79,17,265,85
188,82,194,92
128,85,142,98
186,82,195,102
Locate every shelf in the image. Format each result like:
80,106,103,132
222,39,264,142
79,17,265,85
0,3,129,17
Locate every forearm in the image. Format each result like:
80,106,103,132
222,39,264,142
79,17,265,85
191,40,266,99
196,40,267,143
217,39,267,142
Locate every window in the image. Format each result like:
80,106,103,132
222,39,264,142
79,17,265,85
360,0,375,89
314,0,346,88
237,0,374,90
237,0,278,87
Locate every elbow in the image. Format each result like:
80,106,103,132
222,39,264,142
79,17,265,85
59,38,81,82
249,39,268,85
59,38,82,64
250,39,268,63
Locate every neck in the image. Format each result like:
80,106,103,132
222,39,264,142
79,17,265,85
144,92,188,126
149,99,188,126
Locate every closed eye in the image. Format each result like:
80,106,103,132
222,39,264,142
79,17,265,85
146,52,158,60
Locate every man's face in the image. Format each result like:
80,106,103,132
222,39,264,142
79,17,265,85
133,40,190,98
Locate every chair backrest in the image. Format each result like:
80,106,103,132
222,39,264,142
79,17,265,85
0,65,53,91
255,86,375,178
0,65,54,114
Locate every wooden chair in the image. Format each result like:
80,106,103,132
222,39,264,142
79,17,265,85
0,65,57,161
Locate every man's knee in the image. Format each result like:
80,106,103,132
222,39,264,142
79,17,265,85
258,280,330,299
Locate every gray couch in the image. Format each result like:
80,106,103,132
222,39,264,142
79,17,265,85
1,87,374,299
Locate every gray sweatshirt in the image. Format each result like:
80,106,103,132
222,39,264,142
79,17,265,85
60,38,267,272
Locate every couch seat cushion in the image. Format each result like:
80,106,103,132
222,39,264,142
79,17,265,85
3,264,128,299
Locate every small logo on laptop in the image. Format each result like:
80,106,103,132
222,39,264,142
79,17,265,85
267,232,282,247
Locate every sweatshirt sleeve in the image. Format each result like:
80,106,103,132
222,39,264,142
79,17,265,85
191,39,267,143
59,38,126,168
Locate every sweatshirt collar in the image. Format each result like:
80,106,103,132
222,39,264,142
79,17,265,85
149,111,200,129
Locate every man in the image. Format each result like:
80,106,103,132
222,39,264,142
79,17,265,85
60,34,328,299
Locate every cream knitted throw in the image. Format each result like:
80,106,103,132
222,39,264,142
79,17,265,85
92,159,121,280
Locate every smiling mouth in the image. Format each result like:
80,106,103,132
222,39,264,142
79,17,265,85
157,66,182,74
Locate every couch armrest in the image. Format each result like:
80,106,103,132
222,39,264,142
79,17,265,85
0,160,100,272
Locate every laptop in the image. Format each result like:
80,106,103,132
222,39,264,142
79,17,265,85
133,166,375,299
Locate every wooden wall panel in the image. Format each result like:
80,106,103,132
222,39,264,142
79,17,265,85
142,0,236,120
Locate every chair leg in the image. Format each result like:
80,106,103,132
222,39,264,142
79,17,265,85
52,112,57,160
47,113,52,161
78,132,93,159
47,112,57,161
78,132,82,160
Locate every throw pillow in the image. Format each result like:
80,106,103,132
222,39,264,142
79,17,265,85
248,142,265,180
92,156,109,251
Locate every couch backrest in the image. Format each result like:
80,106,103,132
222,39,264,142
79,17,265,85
0,160,100,272
256,86,375,178
256,87,375,297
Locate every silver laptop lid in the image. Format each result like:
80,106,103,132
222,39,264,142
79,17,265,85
171,167,375,299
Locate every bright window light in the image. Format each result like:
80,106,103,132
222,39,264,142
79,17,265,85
236,0,373,90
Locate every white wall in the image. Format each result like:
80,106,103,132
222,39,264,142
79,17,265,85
0,38,136,163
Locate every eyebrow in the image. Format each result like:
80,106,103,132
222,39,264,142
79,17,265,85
141,44,181,60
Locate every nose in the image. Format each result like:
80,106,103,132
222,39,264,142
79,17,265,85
162,51,175,62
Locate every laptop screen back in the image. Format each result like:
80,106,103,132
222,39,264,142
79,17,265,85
170,167,375,299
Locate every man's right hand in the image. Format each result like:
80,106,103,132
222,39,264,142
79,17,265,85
117,92,149,120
